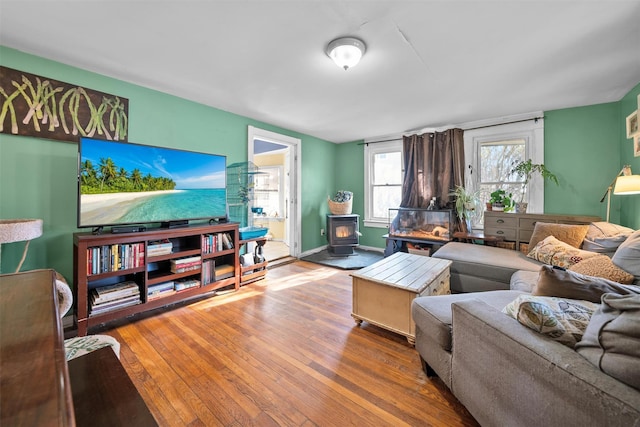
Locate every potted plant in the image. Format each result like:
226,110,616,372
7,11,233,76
509,159,559,213
448,185,480,232
489,189,514,212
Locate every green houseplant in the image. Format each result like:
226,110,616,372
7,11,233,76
509,159,558,213
449,185,481,232
489,189,514,212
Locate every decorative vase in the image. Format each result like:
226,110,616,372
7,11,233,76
515,202,528,213
486,202,492,211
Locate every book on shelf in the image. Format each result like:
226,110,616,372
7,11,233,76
214,263,234,280
147,239,173,256
174,278,200,292
87,243,145,275
202,232,234,253
147,281,176,300
90,297,141,316
221,232,234,250
147,288,176,301
170,255,201,266
170,264,201,274
147,281,175,294
92,281,140,304
202,259,215,285
91,293,141,309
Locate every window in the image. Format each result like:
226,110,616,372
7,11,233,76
464,115,545,225
364,140,403,227
477,138,526,206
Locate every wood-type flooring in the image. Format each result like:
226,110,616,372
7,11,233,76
103,260,479,426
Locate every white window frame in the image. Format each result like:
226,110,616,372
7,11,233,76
363,139,403,228
463,114,545,217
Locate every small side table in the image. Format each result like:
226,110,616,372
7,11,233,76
453,231,504,246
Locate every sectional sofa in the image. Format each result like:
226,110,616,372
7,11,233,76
412,223,640,426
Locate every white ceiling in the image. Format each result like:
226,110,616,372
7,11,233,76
1,1,639,143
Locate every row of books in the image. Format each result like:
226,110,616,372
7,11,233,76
90,281,141,316
170,255,202,273
202,232,234,254
202,260,234,285
147,239,173,257
87,243,145,276
146,278,202,301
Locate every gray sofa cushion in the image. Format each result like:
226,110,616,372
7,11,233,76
412,290,525,351
510,270,539,292
612,229,640,284
433,242,543,292
576,293,640,390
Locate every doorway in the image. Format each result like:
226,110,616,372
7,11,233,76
248,126,301,262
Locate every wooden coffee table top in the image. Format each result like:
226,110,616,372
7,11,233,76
351,252,451,293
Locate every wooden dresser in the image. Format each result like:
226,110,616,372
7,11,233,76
484,211,600,251
0,269,157,426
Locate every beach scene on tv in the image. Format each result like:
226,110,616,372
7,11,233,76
79,138,227,227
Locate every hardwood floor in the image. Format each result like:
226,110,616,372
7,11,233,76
101,261,479,426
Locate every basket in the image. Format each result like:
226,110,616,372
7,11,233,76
328,197,353,215
495,241,516,251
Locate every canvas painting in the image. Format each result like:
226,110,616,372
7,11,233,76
0,66,128,143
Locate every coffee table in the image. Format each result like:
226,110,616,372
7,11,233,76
350,252,452,344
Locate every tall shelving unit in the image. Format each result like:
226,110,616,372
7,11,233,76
226,161,269,283
226,161,260,227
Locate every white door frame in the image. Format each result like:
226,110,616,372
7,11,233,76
248,126,301,257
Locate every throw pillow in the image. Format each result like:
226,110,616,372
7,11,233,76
528,222,590,249
575,293,640,390
582,221,634,254
502,294,597,347
568,255,635,284
533,265,640,302
611,229,640,284
527,235,599,268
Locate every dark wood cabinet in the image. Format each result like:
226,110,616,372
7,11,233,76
73,223,240,336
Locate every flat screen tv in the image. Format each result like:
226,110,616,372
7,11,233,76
78,137,227,230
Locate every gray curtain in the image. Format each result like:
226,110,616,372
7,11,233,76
400,128,465,209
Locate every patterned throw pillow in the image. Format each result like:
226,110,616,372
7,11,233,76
527,235,599,268
569,255,635,284
503,295,598,347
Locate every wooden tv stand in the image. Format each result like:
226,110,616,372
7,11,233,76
73,222,240,336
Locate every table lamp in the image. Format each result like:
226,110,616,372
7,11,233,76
0,219,43,273
600,166,640,222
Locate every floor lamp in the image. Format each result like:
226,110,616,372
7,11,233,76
600,166,640,222
0,219,43,273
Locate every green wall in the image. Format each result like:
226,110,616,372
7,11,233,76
544,102,621,220
2,44,638,278
618,82,640,229
0,46,336,278
338,83,640,249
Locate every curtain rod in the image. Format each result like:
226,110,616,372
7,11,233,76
464,116,545,131
359,116,545,145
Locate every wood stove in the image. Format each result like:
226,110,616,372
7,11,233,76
326,214,359,256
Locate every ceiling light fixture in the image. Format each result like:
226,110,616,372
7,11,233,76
325,37,366,70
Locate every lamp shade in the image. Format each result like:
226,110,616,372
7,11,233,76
326,37,366,70
0,219,43,244
614,174,640,195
